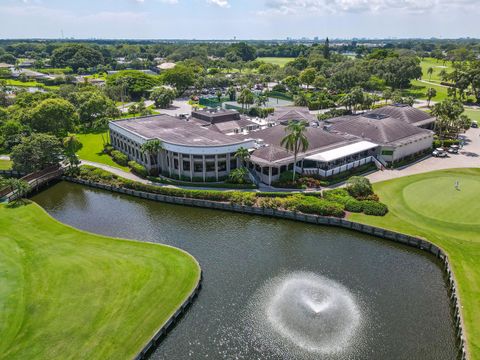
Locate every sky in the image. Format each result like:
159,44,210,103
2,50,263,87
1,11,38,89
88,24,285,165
0,0,479,39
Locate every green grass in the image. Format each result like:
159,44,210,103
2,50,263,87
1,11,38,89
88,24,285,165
405,80,450,101
258,57,295,67
464,109,480,122
0,160,12,170
0,202,200,359
349,169,480,360
420,57,453,83
5,79,59,90
75,132,130,171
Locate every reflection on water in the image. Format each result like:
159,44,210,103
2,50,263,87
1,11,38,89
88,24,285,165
33,182,457,360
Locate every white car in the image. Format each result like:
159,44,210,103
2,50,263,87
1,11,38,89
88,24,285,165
432,148,448,158
448,145,460,154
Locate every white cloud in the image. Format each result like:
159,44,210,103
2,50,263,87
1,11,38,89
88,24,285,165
261,0,479,15
206,0,230,7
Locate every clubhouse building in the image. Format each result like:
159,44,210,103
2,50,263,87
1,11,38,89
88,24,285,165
109,105,435,185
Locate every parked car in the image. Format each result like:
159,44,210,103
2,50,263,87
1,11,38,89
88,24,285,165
432,148,448,157
472,121,478,128
448,145,460,154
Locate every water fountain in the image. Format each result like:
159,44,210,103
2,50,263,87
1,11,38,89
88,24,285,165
247,272,363,358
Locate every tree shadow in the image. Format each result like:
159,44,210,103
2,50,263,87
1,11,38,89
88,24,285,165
5,198,31,208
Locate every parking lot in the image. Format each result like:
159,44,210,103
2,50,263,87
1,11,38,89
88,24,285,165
367,127,480,183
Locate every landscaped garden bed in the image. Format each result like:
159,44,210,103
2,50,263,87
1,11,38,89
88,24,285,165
75,166,388,218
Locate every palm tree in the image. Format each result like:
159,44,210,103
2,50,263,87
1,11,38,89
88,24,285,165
426,88,437,107
281,121,309,182
141,139,163,171
234,147,250,167
427,67,434,81
238,88,254,112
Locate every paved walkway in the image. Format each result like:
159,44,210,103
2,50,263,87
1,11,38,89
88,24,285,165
366,128,480,184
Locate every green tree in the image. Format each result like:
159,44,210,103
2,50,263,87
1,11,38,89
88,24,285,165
346,176,373,198
427,67,434,80
234,147,250,167
382,88,393,104
4,178,31,203
51,44,104,71
432,99,467,141
107,70,159,100
63,135,83,174
281,121,309,182
227,87,237,101
11,134,63,173
141,139,163,172
150,87,176,109
426,87,437,107
161,65,195,96
26,98,78,137
238,88,254,111
299,68,316,89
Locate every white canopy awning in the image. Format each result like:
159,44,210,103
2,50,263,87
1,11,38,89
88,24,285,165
306,141,378,162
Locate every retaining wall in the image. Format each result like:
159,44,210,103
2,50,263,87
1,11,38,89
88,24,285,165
133,272,202,360
62,177,468,360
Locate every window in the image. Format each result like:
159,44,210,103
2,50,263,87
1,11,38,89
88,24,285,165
381,150,394,156
174,158,179,170
218,161,227,171
183,160,191,171
206,162,216,172
194,163,203,172
230,159,237,170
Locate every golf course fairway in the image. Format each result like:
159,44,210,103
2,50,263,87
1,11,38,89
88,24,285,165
0,202,201,360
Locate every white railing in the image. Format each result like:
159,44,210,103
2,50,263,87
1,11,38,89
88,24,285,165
301,156,374,177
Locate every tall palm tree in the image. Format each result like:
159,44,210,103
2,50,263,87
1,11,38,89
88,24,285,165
234,147,250,167
427,67,434,81
141,139,163,171
281,121,309,182
426,88,437,107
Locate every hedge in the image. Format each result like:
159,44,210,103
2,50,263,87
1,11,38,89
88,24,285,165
362,201,389,216
128,161,148,178
111,150,128,166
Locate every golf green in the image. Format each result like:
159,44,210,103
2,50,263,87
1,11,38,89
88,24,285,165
350,168,480,360
0,202,201,360
402,176,480,224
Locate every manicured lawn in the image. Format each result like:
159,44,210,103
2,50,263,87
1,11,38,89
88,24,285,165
258,57,295,67
75,132,130,171
405,80,450,101
350,169,480,360
0,202,201,359
5,79,59,90
464,109,480,122
420,57,453,83
0,160,12,170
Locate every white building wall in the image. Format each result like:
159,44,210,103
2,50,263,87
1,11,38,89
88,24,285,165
392,134,434,161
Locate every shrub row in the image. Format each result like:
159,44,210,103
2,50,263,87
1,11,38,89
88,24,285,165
75,166,388,218
128,161,148,178
111,150,128,166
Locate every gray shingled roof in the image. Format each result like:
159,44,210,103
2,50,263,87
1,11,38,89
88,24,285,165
326,113,432,145
369,105,436,127
112,115,247,146
244,125,357,165
267,106,318,123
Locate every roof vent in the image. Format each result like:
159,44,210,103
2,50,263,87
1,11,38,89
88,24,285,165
364,113,389,120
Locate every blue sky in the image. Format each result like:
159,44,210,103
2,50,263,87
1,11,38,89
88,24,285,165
0,0,478,39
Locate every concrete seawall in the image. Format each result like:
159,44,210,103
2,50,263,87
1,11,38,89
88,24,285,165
133,272,203,360
63,177,468,360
